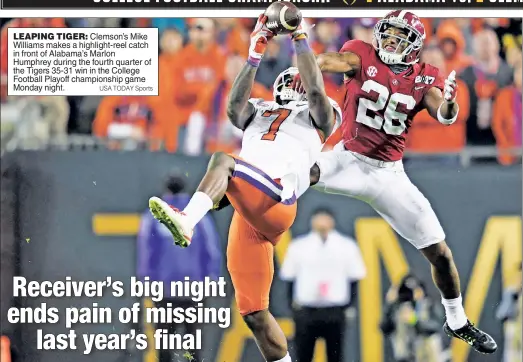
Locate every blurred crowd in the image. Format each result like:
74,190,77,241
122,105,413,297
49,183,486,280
0,17,521,165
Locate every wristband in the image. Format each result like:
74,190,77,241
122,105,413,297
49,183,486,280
247,56,261,67
294,38,312,55
437,102,458,125
292,33,307,41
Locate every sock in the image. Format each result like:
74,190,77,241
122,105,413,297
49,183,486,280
270,352,291,362
442,295,468,330
182,191,213,228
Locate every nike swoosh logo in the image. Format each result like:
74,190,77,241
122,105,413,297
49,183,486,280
414,86,425,90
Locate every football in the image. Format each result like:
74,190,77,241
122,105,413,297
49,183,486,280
264,2,302,35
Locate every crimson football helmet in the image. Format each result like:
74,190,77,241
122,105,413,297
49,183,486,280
373,10,426,65
273,67,306,104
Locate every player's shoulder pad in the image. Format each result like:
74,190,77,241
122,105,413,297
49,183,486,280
285,101,309,116
419,63,441,78
339,39,373,56
248,98,275,110
293,100,310,110
247,98,264,107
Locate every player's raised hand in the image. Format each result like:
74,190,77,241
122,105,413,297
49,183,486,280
248,14,274,67
444,70,458,103
290,23,307,41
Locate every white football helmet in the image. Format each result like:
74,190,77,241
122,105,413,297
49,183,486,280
273,67,306,104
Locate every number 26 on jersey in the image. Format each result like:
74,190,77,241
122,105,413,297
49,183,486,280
356,80,416,136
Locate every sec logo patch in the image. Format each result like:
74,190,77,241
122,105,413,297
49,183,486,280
367,66,378,77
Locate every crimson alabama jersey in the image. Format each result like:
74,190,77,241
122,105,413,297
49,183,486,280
340,40,445,161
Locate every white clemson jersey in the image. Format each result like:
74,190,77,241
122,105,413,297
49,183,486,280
239,97,342,199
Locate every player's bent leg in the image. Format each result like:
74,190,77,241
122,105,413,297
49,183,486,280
194,151,236,205
243,310,289,361
419,241,460,300
148,151,235,247
369,172,497,354
226,157,297,242
227,212,290,361
420,241,497,354
311,150,368,197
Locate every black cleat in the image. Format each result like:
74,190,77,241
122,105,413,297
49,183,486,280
443,320,497,354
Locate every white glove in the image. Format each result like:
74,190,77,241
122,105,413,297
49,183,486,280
248,14,274,67
444,70,458,103
437,70,459,125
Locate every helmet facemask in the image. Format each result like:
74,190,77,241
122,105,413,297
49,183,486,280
273,67,307,104
373,20,423,65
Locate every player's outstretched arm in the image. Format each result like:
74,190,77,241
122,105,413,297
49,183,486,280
227,63,258,130
316,52,359,74
227,15,274,130
423,70,459,125
291,29,334,137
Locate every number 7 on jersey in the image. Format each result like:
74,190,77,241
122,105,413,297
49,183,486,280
261,109,291,141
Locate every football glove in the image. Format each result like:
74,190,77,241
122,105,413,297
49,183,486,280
444,70,458,103
248,14,274,67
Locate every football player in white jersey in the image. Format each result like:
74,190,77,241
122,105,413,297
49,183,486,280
147,15,341,362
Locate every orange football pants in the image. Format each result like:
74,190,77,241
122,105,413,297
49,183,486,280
226,156,297,315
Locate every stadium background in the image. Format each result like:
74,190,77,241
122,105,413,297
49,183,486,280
0,16,522,362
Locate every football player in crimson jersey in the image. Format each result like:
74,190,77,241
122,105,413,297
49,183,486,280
306,11,497,353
